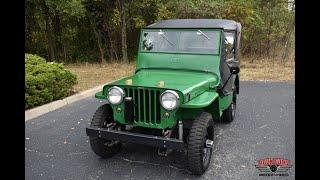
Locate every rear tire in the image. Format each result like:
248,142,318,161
89,104,121,158
187,112,214,175
221,92,237,123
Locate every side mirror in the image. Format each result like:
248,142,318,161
230,66,240,74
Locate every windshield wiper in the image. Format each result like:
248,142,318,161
197,30,210,40
159,30,175,47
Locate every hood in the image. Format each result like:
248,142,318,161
107,69,219,103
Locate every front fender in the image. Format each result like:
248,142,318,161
180,91,219,108
95,91,107,99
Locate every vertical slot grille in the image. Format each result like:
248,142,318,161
124,87,161,125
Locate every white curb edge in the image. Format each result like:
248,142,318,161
25,85,104,121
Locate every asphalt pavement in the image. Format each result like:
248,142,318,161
25,81,295,180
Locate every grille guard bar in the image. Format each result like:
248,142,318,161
86,127,186,150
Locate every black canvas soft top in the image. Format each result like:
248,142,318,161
146,19,241,31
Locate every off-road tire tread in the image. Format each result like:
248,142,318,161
187,112,213,175
89,104,121,158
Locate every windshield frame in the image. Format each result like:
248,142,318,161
139,28,222,55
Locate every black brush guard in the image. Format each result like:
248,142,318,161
86,127,185,150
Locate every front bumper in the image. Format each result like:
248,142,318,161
86,127,185,150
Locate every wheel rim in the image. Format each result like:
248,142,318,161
202,132,213,165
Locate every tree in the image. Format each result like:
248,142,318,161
26,0,295,63
40,0,56,61
119,0,128,63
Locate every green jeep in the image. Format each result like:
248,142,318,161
86,19,241,175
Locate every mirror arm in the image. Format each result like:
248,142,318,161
219,73,233,94
219,66,239,94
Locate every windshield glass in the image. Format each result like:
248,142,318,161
141,29,221,54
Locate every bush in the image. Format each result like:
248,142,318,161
25,54,77,109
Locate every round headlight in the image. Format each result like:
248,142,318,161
107,86,124,105
160,90,180,110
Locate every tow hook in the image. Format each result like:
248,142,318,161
158,147,173,156
158,129,174,156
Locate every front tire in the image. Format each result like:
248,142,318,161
187,112,214,175
89,104,121,158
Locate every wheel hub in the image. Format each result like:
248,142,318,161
203,138,213,163
205,139,214,148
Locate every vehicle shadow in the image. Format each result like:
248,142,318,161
112,142,195,177
95,123,227,179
